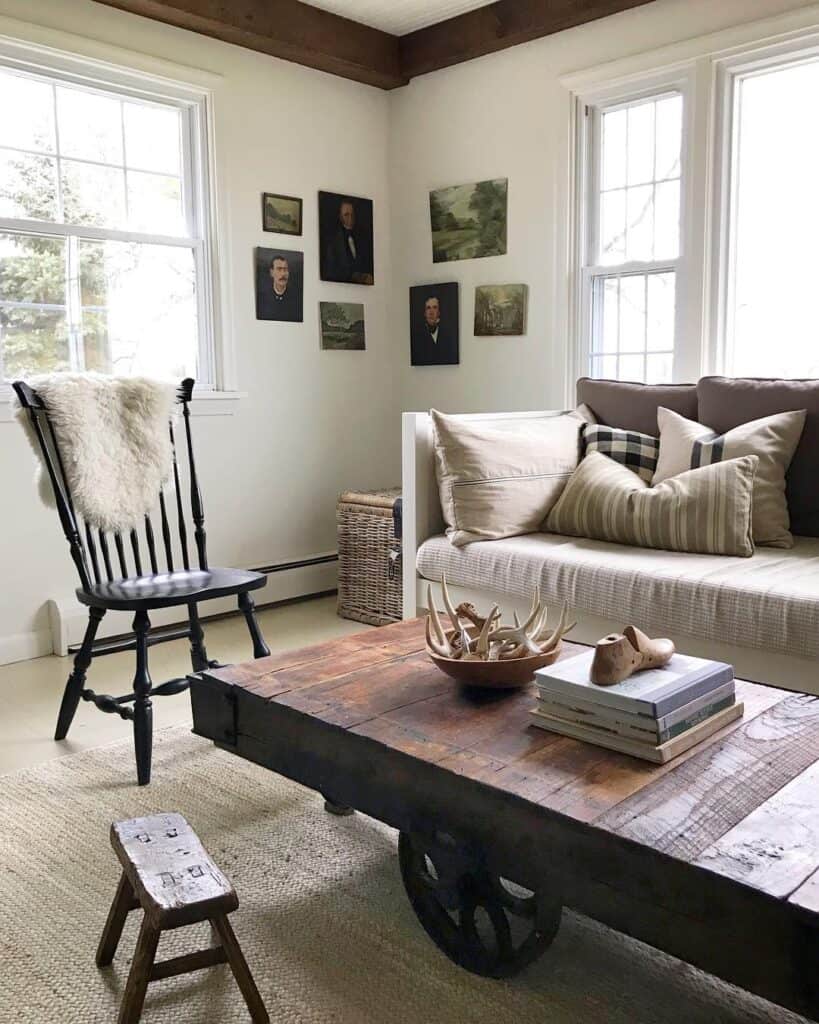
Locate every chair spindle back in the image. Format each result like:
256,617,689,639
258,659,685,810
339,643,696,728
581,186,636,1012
12,377,207,590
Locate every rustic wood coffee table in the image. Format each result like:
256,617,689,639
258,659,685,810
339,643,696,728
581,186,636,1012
189,619,819,1020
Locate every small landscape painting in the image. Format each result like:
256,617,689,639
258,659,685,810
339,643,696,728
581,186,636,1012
474,284,528,336
430,178,508,263
262,192,302,235
319,301,366,351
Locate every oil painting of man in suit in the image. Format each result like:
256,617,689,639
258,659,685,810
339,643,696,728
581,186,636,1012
319,192,374,285
410,282,459,366
255,248,303,322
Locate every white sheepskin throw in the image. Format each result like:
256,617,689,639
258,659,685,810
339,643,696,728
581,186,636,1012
16,373,178,534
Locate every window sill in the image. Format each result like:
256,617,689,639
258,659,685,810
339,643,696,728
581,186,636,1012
0,387,247,422
188,390,248,416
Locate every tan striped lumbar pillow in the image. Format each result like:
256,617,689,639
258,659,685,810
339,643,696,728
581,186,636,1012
546,450,758,556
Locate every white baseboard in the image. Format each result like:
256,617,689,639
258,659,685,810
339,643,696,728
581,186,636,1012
0,553,338,663
0,628,53,666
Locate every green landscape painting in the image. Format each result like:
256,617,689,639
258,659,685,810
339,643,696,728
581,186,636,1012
319,302,366,350
429,178,508,263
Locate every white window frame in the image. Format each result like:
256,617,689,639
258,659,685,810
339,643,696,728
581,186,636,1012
570,64,698,389
0,34,234,410
709,30,819,378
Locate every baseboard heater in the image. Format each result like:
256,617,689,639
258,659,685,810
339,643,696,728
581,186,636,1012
68,553,339,657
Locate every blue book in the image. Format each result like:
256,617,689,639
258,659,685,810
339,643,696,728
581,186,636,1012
535,650,734,719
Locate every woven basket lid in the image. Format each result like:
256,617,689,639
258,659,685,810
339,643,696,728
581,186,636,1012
338,487,401,509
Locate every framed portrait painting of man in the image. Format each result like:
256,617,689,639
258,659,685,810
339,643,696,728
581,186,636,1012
254,247,303,323
318,191,374,285
409,282,459,366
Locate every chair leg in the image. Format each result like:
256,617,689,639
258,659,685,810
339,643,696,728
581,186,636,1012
187,601,210,673
132,610,153,787
55,607,105,741
211,915,269,1023
96,872,137,967
238,593,270,659
117,915,160,1024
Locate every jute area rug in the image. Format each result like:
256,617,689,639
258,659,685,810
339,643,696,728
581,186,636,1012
0,727,809,1024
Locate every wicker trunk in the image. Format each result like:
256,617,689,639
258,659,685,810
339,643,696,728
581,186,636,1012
337,488,402,626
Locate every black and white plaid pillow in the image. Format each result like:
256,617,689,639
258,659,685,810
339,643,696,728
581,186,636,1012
582,424,659,483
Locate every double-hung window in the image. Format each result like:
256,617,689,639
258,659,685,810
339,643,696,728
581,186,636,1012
718,49,819,379
580,88,684,383
0,57,213,386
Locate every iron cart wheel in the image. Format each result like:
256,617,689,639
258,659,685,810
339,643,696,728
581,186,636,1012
398,830,562,978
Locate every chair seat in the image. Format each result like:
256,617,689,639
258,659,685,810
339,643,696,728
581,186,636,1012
77,567,266,611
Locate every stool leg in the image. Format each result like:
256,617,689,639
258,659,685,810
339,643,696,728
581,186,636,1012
118,915,160,1024
211,915,269,1023
96,872,137,967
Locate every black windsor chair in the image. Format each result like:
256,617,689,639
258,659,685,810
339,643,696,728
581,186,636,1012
13,377,270,785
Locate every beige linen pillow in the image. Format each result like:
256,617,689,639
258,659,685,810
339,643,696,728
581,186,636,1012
653,406,806,548
547,450,758,557
431,408,584,547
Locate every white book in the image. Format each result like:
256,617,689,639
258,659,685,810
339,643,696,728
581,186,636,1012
535,650,734,719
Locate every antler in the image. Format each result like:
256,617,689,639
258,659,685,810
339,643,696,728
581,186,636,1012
424,584,575,665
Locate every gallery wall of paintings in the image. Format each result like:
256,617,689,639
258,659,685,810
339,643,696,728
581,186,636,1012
254,175,526,366
411,176,528,368
255,189,375,351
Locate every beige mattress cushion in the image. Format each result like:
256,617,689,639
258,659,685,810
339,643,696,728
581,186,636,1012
653,406,806,548
430,408,584,547
416,532,819,661
547,450,757,557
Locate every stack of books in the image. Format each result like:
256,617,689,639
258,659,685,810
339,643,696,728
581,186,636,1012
531,650,742,764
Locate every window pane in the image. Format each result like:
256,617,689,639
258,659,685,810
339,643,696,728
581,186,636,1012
0,72,56,153
646,352,673,384
600,277,619,353
618,353,645,381
56,86,123,165
627,101,655,186
653,179,680,260
590,270,675,382
61,159,126,227
727,58,819,377
600,189,626,265
127,171,184,235
655,95,682,180
647,272,675,350
124,101,181,175
0,149,58,221
591,354,617,378
79,240,198,378
0,307,70,378
619,274,646,351
625,184,653,262
602,108,627,190
0,233,65,305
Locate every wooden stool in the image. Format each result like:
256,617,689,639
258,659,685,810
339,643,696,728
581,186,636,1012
97,812,269,1024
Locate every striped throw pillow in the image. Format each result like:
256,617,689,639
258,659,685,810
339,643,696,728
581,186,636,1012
547,450,758,556
583,424,659,482
653,406,806,548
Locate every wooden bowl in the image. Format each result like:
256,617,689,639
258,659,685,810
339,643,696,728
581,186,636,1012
426,643,562,689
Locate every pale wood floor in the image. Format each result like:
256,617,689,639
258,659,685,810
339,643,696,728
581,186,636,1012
0,596,367,777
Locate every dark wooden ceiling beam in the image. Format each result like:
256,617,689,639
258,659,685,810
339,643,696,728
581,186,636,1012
399,0,657,80
93,0,407,90
92,0,658,89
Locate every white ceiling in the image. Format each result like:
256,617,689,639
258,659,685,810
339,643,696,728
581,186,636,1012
307,0,495,36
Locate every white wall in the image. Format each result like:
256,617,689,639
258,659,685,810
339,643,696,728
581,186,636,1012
0,0,397,661
389,0,819,417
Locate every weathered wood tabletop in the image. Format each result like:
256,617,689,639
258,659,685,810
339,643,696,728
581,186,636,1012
190,618,819,1019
